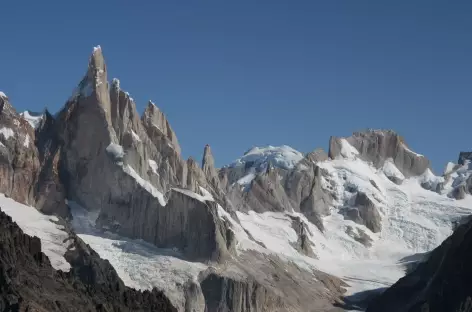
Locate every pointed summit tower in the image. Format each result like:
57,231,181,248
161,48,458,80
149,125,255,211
202,144,220,189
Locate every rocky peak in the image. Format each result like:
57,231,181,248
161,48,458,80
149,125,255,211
329,129,430,177
109,77,142,142
202,144,220,189
70,45,114,132
142,101,181,155
0,92,16,117
301,148,328,165
186,156,205,192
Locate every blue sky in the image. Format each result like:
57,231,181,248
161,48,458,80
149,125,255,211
0,1,470,172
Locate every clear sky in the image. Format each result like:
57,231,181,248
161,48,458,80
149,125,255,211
0,1,470,173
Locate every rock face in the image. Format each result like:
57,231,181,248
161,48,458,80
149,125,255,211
141,100,181,155
344,192,382,233
202,144,220,190
96,188,233,262
34,110,70,218
289,215,317,258
221,148,334,232
34,47,234,263
329,129,430,177
0,209,177,312
0,93,40,205
199,251,347,312
367,214,472,312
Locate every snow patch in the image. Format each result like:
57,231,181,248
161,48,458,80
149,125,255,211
172,188,209,202
0,91,7,98
338,138,359,159
20,111,44,129
217,205,261,253
148,159,158,175
106,143,124,160
130,130,141,142
237,172,256,186
198,187,215,201
402,143,423,157
0,194,71,271
123,165,167,206
236,211,300,256
23,134,30,147
417,168,444,191
0,127,15,140
444,162,457,175
382,159,405,181
171,187,214,203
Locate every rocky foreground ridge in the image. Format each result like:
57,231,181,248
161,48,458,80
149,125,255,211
1,46,472,312
0,209,177,311
366,214,472,312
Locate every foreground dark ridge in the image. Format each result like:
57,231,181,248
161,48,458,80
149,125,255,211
0,209,177,312
367,215,472,312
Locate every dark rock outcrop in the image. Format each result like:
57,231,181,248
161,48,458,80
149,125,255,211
451,183,467,200
345,225,373,247
0,209,177,312
298,165,333,232
289,215,317,258
367,211,472,312
344,192,382,233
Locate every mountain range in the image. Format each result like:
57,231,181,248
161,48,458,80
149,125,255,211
0,46,471,312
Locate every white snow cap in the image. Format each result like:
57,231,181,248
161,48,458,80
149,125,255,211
20,111,44,129
229,145,304,170
93,45,102,52
0,91,7,99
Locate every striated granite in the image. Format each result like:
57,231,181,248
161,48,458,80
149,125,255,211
0,94,40,205
329,130,430,177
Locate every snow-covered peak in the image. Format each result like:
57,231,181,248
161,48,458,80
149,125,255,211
0,91,7,99
20,111,44,129
93,45,102,52
229,145,304,171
